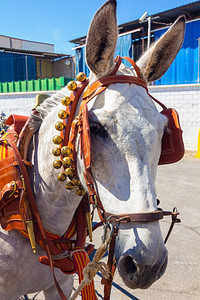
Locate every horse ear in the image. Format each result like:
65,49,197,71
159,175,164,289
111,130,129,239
86,0,118,77
137,15,186,82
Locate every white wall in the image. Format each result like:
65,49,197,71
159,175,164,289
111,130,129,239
0,84,200,150
149,84,200,150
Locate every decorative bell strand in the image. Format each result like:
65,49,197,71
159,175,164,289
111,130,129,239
55,121,65,131
61,146,72,156
65,168,75,178
53,160,62,169
67,81,77,91
76,72,87,82
58,110,68,120
57,172,67,182
53,135,63,145
65,181,74,190
61,96,72,106
52,147,61,156
62,157,73,167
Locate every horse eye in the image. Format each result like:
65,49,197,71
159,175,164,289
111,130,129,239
89,122,108,139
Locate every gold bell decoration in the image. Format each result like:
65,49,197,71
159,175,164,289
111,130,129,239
77,72,86,82
53,160,62,169
55,121,65,131
76,187,85,197
72,177,81,186
61,96,72,106
58,110,68,120
67,81,77,91
61,146,72,156
58,172,67,182
65,181,74,190
62,157,73,167
52,147,61,156
65,167,75,178
53,135,63,145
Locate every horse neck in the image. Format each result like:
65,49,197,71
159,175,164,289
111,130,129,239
30,104,82,236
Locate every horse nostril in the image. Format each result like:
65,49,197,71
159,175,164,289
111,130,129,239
119,255,137,276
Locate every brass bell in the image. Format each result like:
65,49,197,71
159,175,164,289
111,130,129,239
61,96,72,106
65,167,74,177
58,110,68,120
52,147,61,156
57,172,67,181
72,177,81,186
53,160,62,169
76,187,85,196
62,157,73,167
65,181,74,190
55,121,65,131
61,146,72,156
77,72,86,82
53,135,63,145
67,81,77,91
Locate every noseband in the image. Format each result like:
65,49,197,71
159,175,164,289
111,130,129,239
53,55,181,240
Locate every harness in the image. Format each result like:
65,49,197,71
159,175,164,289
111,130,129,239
0,56,184,300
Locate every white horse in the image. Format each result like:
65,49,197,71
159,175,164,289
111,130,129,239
0,0,185,299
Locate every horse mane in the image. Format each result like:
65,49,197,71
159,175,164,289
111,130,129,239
30,86,69,131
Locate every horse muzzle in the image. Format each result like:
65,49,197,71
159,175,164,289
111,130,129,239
117,250,168,289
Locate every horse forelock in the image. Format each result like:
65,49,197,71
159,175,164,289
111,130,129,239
30,86,70,131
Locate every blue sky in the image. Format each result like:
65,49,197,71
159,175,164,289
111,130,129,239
0,0,195,55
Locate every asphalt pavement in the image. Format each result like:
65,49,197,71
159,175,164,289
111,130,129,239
27,151,200,300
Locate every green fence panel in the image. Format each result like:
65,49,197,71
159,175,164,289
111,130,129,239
21,81,27,92
2,82,8,93
28,80,34,92
48,78,56,91
0,77,73,93
14,81,21,92
8,82,14,93
34,79,41,91
41,78,48,91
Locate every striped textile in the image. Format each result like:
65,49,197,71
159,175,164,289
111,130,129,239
73,247,97,300
19,217,76,252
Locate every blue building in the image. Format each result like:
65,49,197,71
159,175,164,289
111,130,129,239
70,1,200,85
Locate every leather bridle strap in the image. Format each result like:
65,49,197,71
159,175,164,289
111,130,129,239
103,210,164,223
6,137,68,300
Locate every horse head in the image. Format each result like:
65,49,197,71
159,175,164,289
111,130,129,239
75,0,185,289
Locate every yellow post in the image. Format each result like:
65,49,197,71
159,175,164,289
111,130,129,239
195,129,200,158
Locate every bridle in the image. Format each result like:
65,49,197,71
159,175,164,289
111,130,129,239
51,55,181,298
58,55,180,229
